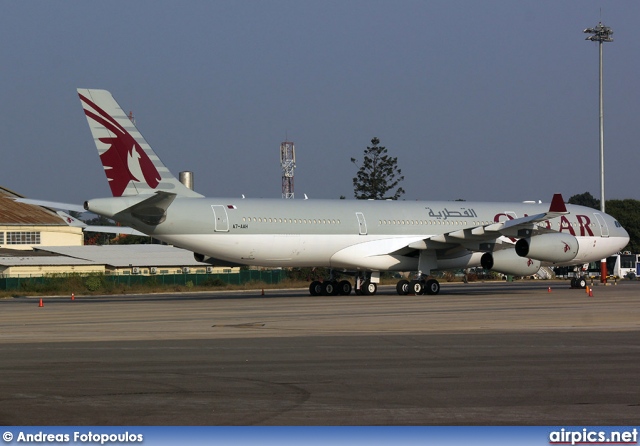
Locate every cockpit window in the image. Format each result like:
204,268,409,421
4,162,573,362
614,221,621,228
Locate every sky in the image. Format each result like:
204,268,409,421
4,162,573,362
2,1,639,205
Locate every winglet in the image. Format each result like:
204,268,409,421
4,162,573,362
549,193,567,213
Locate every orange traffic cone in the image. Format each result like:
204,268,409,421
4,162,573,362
548,286,551,293
585,286,590,295
589,288,594,297
38,298,43,307
71,293,75,301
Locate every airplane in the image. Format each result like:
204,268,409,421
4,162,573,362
76,88,629,296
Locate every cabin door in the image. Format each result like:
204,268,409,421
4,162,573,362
356,212,367,235
593,213,609,237
211,205,229,232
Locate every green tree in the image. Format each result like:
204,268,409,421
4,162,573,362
111,234,152,245
81,215,150,245
82,215,115,245
351,137,405,200
603,199,640,253
568,191,600,209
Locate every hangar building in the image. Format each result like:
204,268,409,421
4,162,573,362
0,186,83,249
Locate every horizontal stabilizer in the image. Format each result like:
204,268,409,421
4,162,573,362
11,197,87,213
56,211,86,227
56,210,146,235
80,225,147,236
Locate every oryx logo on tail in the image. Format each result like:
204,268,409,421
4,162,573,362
79,93,161,197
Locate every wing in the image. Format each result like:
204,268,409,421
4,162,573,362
413,193,569,249
386,194,574,275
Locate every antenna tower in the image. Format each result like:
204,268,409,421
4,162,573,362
280,141,296,199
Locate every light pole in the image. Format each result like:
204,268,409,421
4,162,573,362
583,22,613,283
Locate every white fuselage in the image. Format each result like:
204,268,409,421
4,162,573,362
86,196,629,273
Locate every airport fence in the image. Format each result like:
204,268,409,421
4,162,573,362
0,269,287,291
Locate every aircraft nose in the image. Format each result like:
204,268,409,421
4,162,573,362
622,227,630,245
615,222,630,249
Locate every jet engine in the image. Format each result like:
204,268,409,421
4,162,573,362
514,233,578,263
193,253,242,267
194,253,209,263
481,250,541,276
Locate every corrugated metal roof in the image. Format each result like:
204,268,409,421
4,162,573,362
0,187,66,225
0,255,95,266
0,247,58,257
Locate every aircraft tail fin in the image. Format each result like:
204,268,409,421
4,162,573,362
77,89,202,198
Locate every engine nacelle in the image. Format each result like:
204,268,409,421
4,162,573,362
481,250,541,276
194,252,209,263
194,253,243,267
515,233,578,263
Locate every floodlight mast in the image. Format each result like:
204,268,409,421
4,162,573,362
583,22,613,283
281,141,296,199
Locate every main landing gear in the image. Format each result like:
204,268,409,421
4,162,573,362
308,271,377,296
309,279,352,296
308,272,441,296
395,277,440,295
309,278,380,296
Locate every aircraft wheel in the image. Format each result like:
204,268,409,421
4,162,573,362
424,279,440,295
309,281,322,296
410,280,424,295
338,280,352,295
396,279,410,295
360,280,377,296
576,276,587,289
322,281,338,296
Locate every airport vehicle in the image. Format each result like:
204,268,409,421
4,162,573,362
77,89,630,296
586,253,639,279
